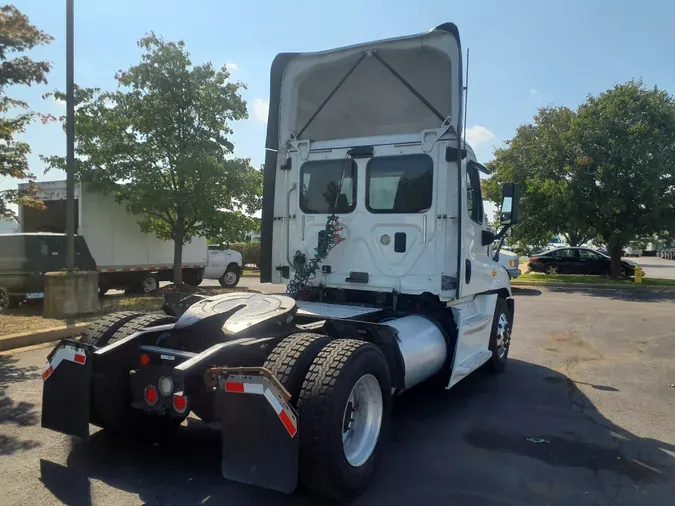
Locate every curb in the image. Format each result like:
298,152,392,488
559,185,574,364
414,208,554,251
511,282,675,291
0,323,89,352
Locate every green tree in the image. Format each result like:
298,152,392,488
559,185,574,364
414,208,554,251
43,34,262,284
570,80,675,276
0,5,52,214
483,106,592,252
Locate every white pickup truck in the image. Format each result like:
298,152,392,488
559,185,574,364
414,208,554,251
203,245,243,287
497,248,521,278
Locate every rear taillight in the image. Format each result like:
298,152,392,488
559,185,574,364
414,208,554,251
140,353,150,366
530,257,540,263
144,385,158,406
173,394,188,414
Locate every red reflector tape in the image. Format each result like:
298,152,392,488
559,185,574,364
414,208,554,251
41,345,86,381
42,364,53,381
279,410,297,437
224,381,244,393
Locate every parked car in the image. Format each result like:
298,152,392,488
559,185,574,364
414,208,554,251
0,233,97,310
203,245,243,287
528,247,637,277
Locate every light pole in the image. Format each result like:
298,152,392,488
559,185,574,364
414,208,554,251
65,0,75,271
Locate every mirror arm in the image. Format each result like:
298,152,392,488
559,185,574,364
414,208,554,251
492,224,512,262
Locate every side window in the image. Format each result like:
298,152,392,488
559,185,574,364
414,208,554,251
300,159,357,214
366,154,433,213
579,249,600,259
466,162,484,224
556,249,578,258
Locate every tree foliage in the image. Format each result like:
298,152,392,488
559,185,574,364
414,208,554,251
484,81,675,276
43,34,262,283
570,81,675,275
483,106,592,253
0,4,52,214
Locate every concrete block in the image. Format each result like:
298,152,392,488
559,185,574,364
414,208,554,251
44,271,99,318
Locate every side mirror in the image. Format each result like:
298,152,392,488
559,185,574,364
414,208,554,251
481,230,496,246
500,183,521,225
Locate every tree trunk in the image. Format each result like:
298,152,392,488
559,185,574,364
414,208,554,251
173,216,184,285
609,244,623,279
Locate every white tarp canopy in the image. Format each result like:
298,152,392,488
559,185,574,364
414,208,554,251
276,27,462,145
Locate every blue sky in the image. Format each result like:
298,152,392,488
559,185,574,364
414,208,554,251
4,0,675,204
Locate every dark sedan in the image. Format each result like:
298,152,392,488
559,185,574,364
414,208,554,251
528,247,637,277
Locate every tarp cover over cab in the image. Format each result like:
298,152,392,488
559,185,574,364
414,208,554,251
266,23,463,148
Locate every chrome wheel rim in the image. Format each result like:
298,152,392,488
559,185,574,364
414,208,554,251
342,374,383,467
142,277,157,293
496,313,510,359
223,271,237,285
0,289,9,311
546,265,559,274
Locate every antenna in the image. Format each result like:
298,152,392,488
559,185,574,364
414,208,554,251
462,48,470,149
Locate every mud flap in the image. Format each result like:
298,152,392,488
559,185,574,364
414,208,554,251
41,340,94,440
211,371,299,494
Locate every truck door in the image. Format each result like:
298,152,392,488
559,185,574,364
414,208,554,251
459,161,493,297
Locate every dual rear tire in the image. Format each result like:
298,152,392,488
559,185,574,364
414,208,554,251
264,334,391,499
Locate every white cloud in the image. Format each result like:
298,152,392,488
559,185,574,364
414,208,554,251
251,98,269,123
464,125,495,146
226,63,239,72
530,88,539,95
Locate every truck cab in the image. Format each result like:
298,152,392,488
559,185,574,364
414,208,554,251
261,24,516,304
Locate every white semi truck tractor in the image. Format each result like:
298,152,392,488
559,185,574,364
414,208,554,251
40,22,520,499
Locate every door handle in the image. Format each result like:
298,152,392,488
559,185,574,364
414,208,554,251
465,259,472,284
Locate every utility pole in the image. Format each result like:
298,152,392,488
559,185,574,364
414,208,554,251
65,0,75,271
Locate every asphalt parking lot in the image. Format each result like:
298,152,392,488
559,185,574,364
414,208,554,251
1,286,674,505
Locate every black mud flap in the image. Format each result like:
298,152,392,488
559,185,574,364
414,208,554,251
41,340,94,440
213,372,299,494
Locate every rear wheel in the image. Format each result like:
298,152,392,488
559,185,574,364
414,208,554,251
98,312,182,441
544,264,560,275
297,339,391,498
79,311,144,346
263,333,332,404
139,274,158,293
0,287,15,311
108,312,177,345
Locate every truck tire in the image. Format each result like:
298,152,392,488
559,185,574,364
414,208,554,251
487,297,512,373
297,339,391,498
263,333,332,404
218,265,240,288
139,274,158,293
108,313,177,345
0,287,17,311
79,311,144,346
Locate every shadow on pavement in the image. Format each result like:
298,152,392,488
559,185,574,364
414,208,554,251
511,287,542,297
40,360,675,506
546,285,675,303
0,355,41,456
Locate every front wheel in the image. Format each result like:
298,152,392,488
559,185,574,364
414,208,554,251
218,267,240,288
298,339,391,499
487,298,512,373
